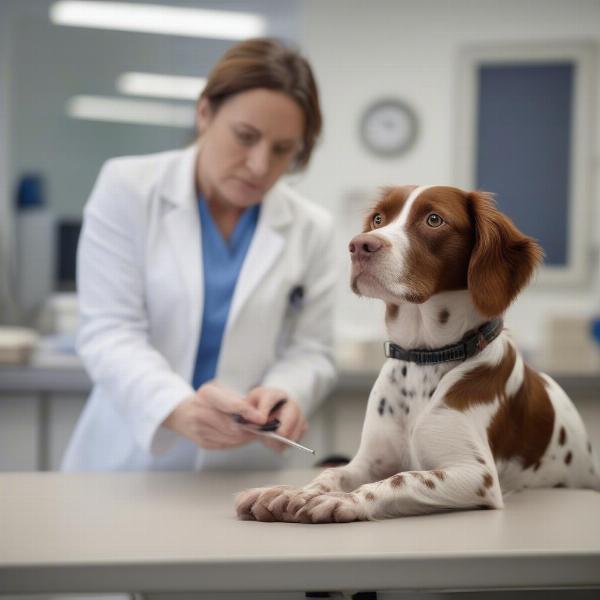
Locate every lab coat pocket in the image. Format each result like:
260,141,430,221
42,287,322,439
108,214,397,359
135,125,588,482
275,283,305,354
288,284,305,312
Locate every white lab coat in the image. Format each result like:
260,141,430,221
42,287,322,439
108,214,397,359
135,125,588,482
61,144,337,471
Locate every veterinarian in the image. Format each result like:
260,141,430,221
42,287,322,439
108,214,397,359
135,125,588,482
61,38,336,471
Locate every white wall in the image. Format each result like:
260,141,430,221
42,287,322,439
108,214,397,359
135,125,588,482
0,0,301,325
296,0,600,361
0,1,16,323
1,0,600,362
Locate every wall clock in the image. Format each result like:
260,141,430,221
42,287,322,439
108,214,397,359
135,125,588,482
359,98,418,157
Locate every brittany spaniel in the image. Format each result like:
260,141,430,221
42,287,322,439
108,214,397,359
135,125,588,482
236,185,600,523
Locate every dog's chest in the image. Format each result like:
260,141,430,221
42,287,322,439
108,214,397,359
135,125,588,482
372,360,450,429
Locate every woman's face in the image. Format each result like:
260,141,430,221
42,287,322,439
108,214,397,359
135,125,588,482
196,88,305,208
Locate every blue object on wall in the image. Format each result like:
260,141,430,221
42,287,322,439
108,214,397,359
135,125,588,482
476,63,574,266
16,173,46,209
591,317,600,347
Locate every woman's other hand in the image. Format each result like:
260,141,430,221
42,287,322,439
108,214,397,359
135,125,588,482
162,381,265,449
245,386,308,453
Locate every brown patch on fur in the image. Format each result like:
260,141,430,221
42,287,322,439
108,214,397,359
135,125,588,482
446,343,555,470
365,492,376,501
432,470,446,481
403,291,426,303
410,472,435,489
390,474,406,488
402,187,476,302
439,308,450,324
386,303,399,321
565,451,573,465
477,488,486,497
483,473,494,488
467,192,543,317
488,363,555,469
559,427,567,446
445,344,516,411
363,186,415,232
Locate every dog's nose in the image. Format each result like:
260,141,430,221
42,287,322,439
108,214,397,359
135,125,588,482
349,234,383,258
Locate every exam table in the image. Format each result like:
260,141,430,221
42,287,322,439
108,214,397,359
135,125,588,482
1,469,599,597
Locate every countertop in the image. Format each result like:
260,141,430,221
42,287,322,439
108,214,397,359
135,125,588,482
1,469,599,594
1,353,600,396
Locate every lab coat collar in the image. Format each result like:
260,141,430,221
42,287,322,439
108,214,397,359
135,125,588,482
160,143,198,212
260,182,295,230
159,143,296,347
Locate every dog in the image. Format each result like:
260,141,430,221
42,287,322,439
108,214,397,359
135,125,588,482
235,185,600,523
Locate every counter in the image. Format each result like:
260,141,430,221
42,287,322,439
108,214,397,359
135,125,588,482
0,352,91,393
1,469,599,595
2,355,600,396
1,356,599,472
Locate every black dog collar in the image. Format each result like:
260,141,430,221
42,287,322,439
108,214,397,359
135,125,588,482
384,318,504,365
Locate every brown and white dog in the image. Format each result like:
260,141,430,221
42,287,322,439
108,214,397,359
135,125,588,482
235,185,600,523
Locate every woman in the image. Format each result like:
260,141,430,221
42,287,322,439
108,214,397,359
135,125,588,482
62,38,336,471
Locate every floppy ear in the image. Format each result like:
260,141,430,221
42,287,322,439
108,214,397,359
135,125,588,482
467,191,543,318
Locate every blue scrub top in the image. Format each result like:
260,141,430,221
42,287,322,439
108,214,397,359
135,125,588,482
191,195,260,390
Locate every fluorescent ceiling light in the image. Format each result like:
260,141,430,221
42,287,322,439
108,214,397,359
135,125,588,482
117,72,206,100
50,1,267,40
67,95,195,127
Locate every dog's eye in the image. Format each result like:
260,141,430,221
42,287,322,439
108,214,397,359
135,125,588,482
372,213,383,227
426,213,444,228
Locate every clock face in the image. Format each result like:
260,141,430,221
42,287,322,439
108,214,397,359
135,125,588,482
360,99,418,157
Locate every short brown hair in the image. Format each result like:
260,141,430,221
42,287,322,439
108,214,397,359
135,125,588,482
199,38,321,170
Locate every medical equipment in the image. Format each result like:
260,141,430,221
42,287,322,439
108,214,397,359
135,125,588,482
232,398,315,455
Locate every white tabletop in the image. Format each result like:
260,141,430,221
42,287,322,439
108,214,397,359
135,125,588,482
1,469,599,594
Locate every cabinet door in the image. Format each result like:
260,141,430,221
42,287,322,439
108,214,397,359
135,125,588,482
0,395,38,471
456,42,595,286
476,63,572,267
48,395,86,470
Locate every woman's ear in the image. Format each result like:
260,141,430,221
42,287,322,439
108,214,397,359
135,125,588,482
196,97,213,134
467,191,543,318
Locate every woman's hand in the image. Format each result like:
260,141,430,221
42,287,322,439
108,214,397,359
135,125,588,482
162,381,266,449
162,382,308,452
245,386,308,453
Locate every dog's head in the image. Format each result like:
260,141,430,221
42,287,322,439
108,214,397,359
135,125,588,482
349,185,543,318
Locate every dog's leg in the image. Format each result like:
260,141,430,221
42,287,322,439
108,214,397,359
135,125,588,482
235,428,401,521
294,462,502,523
236,366,410,521
290,408,504,523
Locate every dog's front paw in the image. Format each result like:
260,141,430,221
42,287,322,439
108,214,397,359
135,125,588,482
295,492,366,524
235,486,266,520
235,485,299,521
